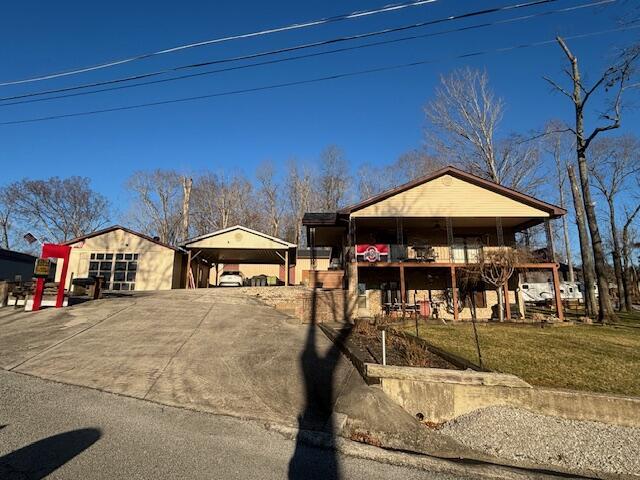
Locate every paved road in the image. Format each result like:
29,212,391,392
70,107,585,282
0,370,469,480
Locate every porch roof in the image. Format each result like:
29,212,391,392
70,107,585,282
339,166,565,219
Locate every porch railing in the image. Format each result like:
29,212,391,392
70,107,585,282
349,244,553,264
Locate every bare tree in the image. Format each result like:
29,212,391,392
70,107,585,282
543,121,575,282
285,159,315,245
190,172,257,234
357,150,443,199
425,67,542,192
622,185,640,310
126,170,183,244
356,162,391,200
544,37,639,321
4,176,109,244
182,176,192,242
393,149,443,183
589,135,640,310
256,161,282,237
0,188,12,249
317,145,351,211
190,173,220,236
463,247,528,322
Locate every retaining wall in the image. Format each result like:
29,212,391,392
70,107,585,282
239,285,356,323
366,363,640,428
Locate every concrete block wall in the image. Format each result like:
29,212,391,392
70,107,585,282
368,365,640,428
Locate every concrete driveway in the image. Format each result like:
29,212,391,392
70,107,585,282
0,289,356,427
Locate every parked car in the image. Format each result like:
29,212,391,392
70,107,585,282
219,271,245,287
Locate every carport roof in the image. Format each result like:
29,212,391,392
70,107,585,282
182,225,296,249
181,225,296,265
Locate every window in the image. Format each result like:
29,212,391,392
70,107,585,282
463,289,487,309
87,253,139,291
357,283,367,308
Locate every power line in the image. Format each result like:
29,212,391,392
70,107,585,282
0,0,616,107
0,0,562,104
0,0,442,87
1,25,636,127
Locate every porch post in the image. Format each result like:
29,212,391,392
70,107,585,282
399,264,406,315
552,264,564,321
451,266,459,321
308,226,316,271
503,282,511,321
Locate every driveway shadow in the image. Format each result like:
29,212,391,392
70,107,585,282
0,428,101,479
288,287,351,480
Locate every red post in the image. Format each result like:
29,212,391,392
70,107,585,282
32,278,45,311
32,243,71,311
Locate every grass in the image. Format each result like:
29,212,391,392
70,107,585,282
403,313,640,397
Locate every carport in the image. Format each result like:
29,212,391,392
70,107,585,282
181,225,297,287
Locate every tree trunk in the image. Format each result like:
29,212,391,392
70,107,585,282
496,287,504,322
567,165,597,317
0,220,9,250
576,146,616,322
557,175,575,282
607,198,625,311
622,225,635,311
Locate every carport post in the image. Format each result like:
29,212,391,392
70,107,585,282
184,249,192,289
285,250,290,286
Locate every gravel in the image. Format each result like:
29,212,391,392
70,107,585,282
440,406,640,476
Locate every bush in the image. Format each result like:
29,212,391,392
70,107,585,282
399,338,431,368
354,318,376,337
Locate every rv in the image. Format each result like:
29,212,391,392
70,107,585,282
520,281,584,303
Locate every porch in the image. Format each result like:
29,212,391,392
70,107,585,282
302,215,564,322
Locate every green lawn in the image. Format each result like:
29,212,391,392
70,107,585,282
403,317,640,397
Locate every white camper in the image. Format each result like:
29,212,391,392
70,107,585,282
520,281,583,303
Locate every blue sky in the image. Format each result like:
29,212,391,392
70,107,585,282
1,0,638,220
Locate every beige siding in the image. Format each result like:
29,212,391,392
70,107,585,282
294,258,330,284
63,229,180,291
188,229,291,250
351,174,549,218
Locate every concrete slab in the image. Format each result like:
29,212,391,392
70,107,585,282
0,298,133,370
0,290,355,428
